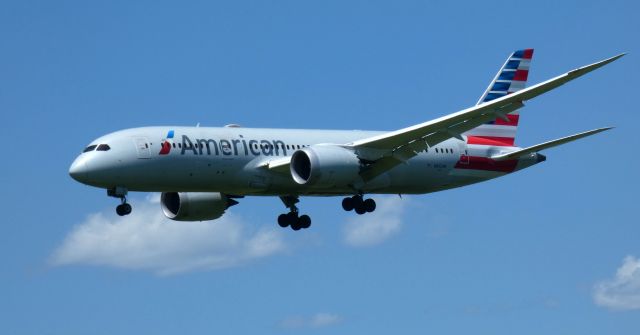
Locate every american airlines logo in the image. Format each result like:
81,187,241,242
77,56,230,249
159,130,175,155
159,130,291,157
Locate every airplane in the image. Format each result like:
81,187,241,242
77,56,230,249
69,49,624,231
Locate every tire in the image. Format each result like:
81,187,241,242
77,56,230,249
353,195,363,207
342,197,354,211
363,198,376,213
278,214,289,227
355,206,366,215
286,212,298,223
122,203,132,215
299,215,311,229
116,204,126,216
291,222,302,231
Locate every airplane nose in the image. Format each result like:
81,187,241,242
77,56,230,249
69,159,89,183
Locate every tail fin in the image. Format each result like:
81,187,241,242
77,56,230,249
465,48,534,146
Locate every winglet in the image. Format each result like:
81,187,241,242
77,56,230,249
492,127,614,161
511,53,625,103
567,53,626,78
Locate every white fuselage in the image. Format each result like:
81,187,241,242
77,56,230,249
69,126,541,196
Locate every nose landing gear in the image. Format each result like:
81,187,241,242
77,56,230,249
115,201,132,216
108,187,132,216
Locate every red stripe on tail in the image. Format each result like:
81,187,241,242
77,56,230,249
513,69,529,81
493,114,520,126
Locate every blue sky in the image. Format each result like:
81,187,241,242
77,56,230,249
1,0,639,333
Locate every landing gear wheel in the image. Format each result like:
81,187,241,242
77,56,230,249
355,205,367,215
363,198,376,213
290,220,302,231
116,203,132,216
278,195,313,231
299,215,311,229
342,197,354,211
286,212,298,225
278,214,290,227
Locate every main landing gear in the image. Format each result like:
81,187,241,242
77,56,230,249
342,195,376,215
278,196,311,231
108,187,132,216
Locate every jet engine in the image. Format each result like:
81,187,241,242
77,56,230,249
160,192,238,221
290,145,361,187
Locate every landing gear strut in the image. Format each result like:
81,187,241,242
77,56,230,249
108,187,132,216
278,196,311,230
342,195,376,215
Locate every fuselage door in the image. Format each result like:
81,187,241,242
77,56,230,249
458,141,470,165
134,137,151,159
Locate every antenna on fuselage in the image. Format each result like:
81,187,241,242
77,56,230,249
196,122,200,127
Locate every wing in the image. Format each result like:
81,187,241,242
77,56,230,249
257,156,291,174
349,53,625,181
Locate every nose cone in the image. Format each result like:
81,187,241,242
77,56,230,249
69,158,89,183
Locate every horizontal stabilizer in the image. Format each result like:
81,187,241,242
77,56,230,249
491,127,613,161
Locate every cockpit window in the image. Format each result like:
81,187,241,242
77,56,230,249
96,144,111,151
83,145,97,153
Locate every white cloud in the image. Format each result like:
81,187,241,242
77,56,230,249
343,196,406,247
310,313,342,327
593,255,640,310
50,196,286,275
279,313,342,329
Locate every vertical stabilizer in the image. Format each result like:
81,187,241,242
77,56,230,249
465,49,533,146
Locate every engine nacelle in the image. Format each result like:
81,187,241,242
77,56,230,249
290,145,361,187
160,192,237,221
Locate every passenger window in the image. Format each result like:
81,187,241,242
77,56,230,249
83,145,97,153
96,144,110,151
172,143,176,148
